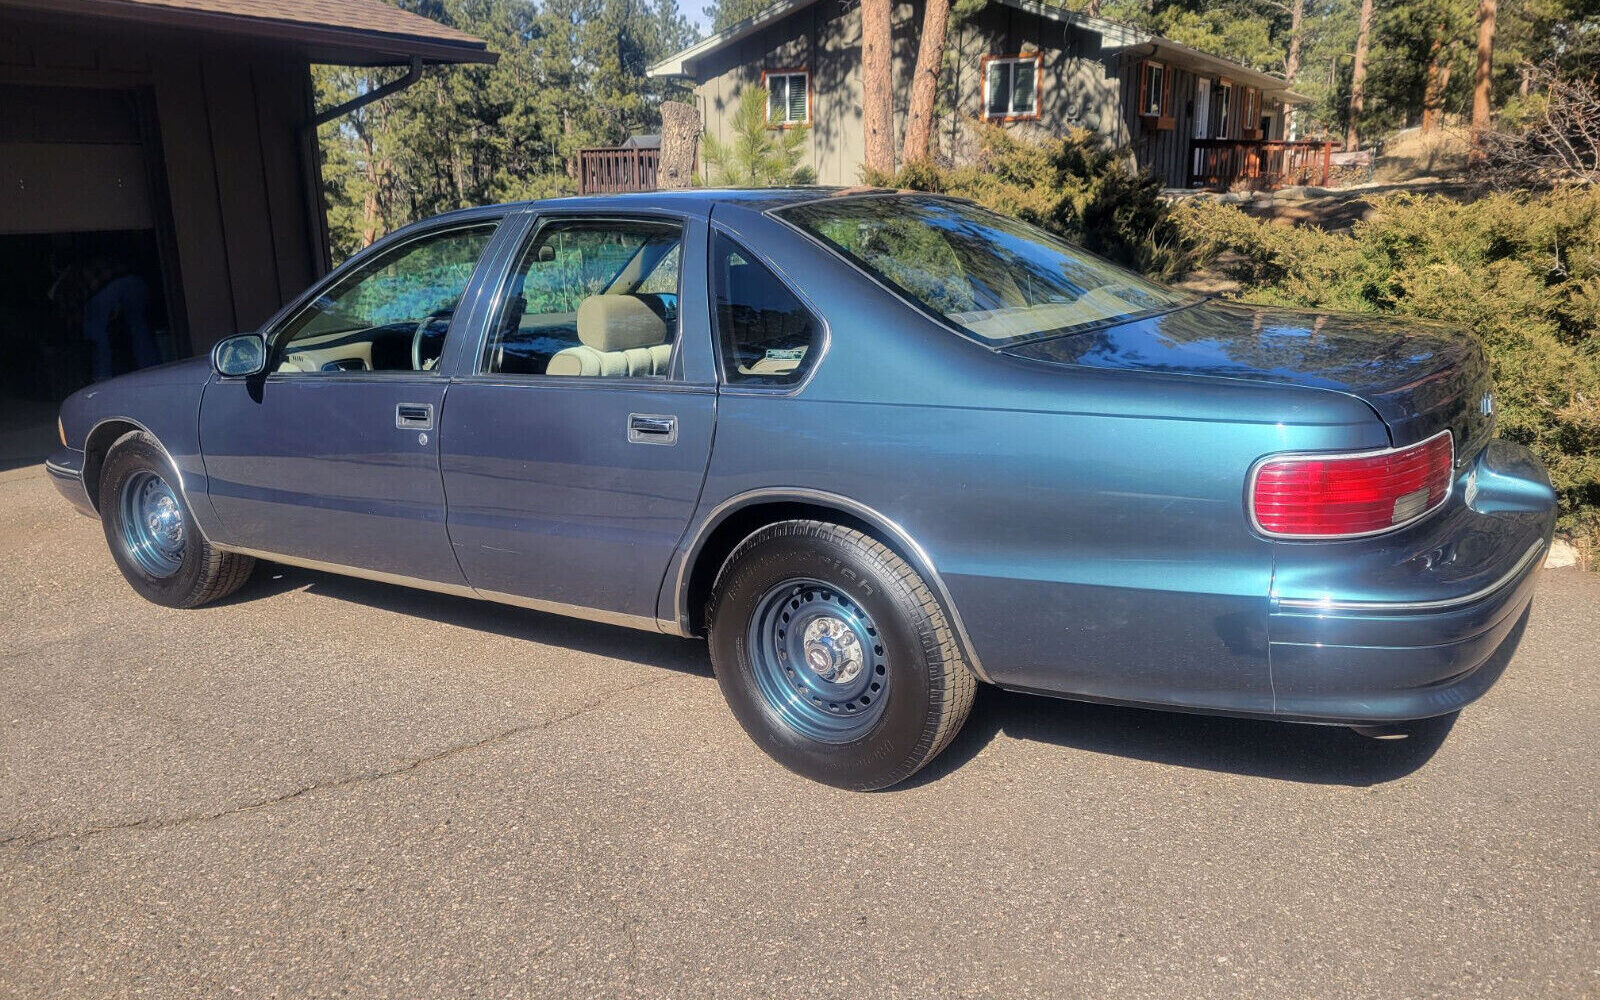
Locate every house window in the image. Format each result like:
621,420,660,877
1216,81,1234,138
1241,87,1263,137
763,69,810,126
1139,60,1167,117
983,54,1040,120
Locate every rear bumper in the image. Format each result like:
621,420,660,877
46,447,97,518
1266,440,1555,723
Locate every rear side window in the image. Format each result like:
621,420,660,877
711,233,820,387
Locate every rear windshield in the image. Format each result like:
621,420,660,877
777,195,1190,346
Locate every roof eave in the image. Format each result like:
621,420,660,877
0,0,496,65
648,0,816,77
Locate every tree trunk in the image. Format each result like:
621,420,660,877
1280,0,1304,123
1470,0,1497,159
658,100,701,189
1345,0,1373,150
1421,24,1448,133
861,0,896,176
1085,0,1101,15
903,0,951,163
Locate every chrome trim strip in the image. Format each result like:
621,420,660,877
44,459,78,478
1274,538,1547,613
474,588,670,632
670,488,994,684
215,545,672,633
1247,428,1456,542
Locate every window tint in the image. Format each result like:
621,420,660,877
711,233,820,387
778,196,1188,346
485,219,683,378
276,223,495,374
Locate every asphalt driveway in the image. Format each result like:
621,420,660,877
2,463,1596,998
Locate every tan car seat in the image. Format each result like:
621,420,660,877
547,294,672,377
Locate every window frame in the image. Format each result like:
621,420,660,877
761,68,811,127
981,53,1043,122
705,224,830,395
262,217,503,380
1216,80,1235,138
1138,60,1168,117
471,211,691,386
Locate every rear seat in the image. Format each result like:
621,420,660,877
547,294,672,377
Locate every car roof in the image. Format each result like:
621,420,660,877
422,187,900,226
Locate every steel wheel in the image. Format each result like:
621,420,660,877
747,577,889,743
117,469,186,579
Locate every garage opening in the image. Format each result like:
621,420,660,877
0,84,182,470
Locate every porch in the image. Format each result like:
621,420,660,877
1189,139,1334,191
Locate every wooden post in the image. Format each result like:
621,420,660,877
1320,142,1331,186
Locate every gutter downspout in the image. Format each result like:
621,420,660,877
298,56,425,276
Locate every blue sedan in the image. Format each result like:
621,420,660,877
48,190,1556,789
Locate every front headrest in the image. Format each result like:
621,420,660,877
577,295,667,352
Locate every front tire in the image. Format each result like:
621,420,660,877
707,520,976,790
98,431,255,608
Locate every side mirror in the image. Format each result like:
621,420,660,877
211,333,266,377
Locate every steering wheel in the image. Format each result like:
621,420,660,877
411,310,453,372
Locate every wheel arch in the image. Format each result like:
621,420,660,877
82,418,148,513
673,490,992,683
82,418,193,517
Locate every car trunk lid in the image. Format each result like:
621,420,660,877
1003,299,1496,462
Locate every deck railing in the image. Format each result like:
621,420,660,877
577,146,660,194
1189,139,1334,190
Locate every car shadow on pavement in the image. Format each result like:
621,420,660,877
224,564,1455,786
906,686,1457,788
226,562,715,679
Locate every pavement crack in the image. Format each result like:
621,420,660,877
1,673,678,852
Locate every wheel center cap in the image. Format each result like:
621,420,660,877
801,616,863,684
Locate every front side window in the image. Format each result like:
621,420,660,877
711,232,821,387
984,55,1040,120
778,196,1189,347
764,70,810,126
484,218,683,378
275,223,496,374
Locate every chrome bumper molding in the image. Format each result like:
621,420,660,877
1273,538,1547,613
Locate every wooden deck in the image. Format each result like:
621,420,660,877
1189,139,1334,190
577,147,660,194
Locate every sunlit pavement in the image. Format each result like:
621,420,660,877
2,463,1595,999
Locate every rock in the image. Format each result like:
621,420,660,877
1544,538,1580,569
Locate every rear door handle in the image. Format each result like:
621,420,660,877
628,413,677,445
396,403,434,430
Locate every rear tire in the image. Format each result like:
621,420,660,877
98,431,255,608
707,520,976,790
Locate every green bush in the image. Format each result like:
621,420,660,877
866,124,1202,279
701,86,816,187
1173,189,1600,550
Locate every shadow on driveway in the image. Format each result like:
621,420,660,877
227,561,1456,789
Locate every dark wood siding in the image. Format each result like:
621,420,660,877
0,16,323,352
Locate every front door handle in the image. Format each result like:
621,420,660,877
628,413,677,445
396,403,434,430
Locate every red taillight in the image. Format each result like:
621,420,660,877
1250,431,1454,538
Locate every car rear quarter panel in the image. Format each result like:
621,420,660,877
691,206,1389,713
